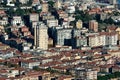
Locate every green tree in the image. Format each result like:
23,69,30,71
33,66,40,71
15,8,25,16
75,10,93,22
15,1,22,7
28,0,33,6
48,1,55,7
104,17,114,24
36,9,42,13
114,72,120,77
7,8,15,16
98,76,108,80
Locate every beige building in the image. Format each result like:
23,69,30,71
89,20,98,32
34,22,48,50
42,2,48,12
86,70,97,80
88,32,118,47
29,13,39,22
76,20,83,29
88,34,106,47
54,0,62,9
47,19,58,28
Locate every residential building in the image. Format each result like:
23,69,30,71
42,13,55,20
89,20,98,32
0,17,8,26
88,33,106,47
56,29,81,46
11,16,24,26
19,0,29,4
88,32,118,47
47,19,58,28
107,32,118,45
88,34,101,47
76,20,83,29
75,68,97,80
72,36,87,48
34,22,48,50
42,2,48,12
32,0,40,6
0,51,14,59
21,60,40,69
67,3,75,13
86,69,97,80
29,13,39,22
54,0,62,9
32,21,39,29
56,29,72,46
109,0,117,5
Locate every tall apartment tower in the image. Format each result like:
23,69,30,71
89,20,98,32
34,22,48,50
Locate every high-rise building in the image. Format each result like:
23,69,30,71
56,29,72,46
56,29,81,46
89,20,98,32
34,22,48,50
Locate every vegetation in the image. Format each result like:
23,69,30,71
15,1,22,7
33,66,41,71
75,10,93,22
46,67,59,73
103,17,114,25
15,8,26,16
6,8,37,16
4,62,19,68
28,0,33,6
98,72,120,80
48,1,55,7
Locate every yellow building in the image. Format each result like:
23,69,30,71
76,20,83,29
34,22,48,50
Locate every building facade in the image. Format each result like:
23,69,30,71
34,22,48,50
89,20,98,32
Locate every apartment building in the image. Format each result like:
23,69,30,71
34,22,48,50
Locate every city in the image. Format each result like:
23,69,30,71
0,0,120,80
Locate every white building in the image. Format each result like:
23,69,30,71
11,16,24,26
19,0,29,4
47,19,58,28
21,60,40,69
67,3,75,13
56,29,81,46
57,29,72,46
